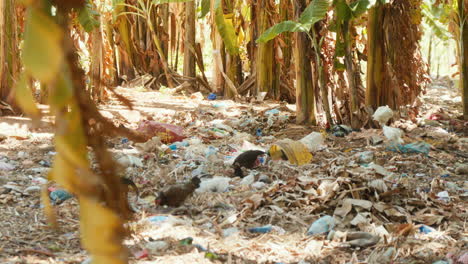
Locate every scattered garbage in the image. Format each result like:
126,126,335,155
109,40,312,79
331,125,352,137
146,240,169,253
373,106,394,126
432,261,449,264
207,93,217,100
39,160,51,167
383,125,404,144
269,139,312,165
436,191,450,202
196,177,230,193
265,109,280,116
135,136,162,152
307,215,335,235
346,232,380,247
249,225,273,234
248,225,286,234
134,249,149,260
370,135,383,145
137,120,186,143
168,141,189,151
147,215,169,223
24,186,41,194
358,151,374,163
386,141,431,155
223,227,240,237
117,155,143,167
0,161,15,171
300,132,325,152
419,225,435,234
50,189,72,204
190,92,204,100
121,138,129,144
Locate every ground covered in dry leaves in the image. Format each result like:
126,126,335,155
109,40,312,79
0,78,467,264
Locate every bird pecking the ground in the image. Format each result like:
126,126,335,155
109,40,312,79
155,177,201,207
232,150,266,178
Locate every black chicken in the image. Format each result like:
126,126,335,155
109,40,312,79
232,150,266,177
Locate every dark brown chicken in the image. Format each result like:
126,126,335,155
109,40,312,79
155,177,201,207
233,150,266,177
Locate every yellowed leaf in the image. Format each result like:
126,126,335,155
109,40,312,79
14,73,41,119
23,8,63,83
80,196,128,264
41,185,57,229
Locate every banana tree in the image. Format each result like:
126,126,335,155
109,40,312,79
332,0,375,128
457,0,467,119
0,0,20,112
257,0,332,125
118,0,191,88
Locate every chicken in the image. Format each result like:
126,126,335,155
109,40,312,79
232,150,266,177
155,177,201,207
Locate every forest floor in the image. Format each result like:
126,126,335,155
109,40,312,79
0,78,467,264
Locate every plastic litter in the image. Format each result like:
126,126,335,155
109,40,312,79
248,225,285,234
134,249,149,260
121,138,129,144
196,177,230,193
436,191,450,202
137,120,186,143
265,109,280,116
307,215,335,235
147,215,168,223
300,132,325,152
332,125,353,137
223,227,240,237
50,189,72,204
39,160,51,167
117,155,143,167
146,240,169,253
373,106,394,125
252,181,267,189
0,161,15,171
190,92,204,100
135,136,162,152
346,232,380,247
269,139,312,165
386,141,431,155
248,225,272,233
24,186,41,194
207,93,217,100
383,125,404,144
432,261,449,264
419,225,435,234
358,151,374,163
168,141,189,151
212,102,227,108
256,128,262,137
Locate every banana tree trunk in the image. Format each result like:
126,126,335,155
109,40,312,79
114,2,134,81
0,0,20,110
90,23,103,102
311,26,332,126
256,0,278,97
183,0,196,77
294,0,315,124
342,20,360,128
459,0,468,120
365,1,385,108
210,0,225,94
